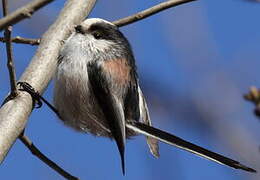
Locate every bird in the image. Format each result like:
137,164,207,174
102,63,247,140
52,18,256,174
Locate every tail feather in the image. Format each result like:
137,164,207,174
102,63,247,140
115,139,125,175
126,121,256,173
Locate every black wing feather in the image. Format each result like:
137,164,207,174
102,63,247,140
87,62,126,174
124,81,139,122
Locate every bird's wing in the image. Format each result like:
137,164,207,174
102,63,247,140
87,60,128,174
120,62,160,158
138,86,159,158
126,121,256,173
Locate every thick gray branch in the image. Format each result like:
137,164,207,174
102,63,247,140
0,0,55,31
0,0,97,163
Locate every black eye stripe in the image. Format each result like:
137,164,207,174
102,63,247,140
87,22,127,43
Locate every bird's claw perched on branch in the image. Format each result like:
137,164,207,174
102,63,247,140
17,82,42,108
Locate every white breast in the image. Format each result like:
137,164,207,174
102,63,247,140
53,34,111,137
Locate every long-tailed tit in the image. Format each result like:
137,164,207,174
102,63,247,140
53,18,256,174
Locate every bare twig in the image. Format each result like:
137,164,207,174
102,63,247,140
2,0,18,98
19,134,79,180
0,0,97,163
244,86,260,117
0,0,55,31
0,36,40,45
113,0,197,27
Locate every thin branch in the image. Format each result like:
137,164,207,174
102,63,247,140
113,0,197,27
0,0,97,163
2,0,18,98
4,28,18,96
0,0,55,31
0,36,40,45
19,134,79,180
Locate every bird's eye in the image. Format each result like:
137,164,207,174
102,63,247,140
93,31,103,39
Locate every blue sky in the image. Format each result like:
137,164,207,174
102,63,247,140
0,0,260,180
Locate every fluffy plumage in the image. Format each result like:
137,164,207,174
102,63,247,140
53,18,256,175
54,18,159,174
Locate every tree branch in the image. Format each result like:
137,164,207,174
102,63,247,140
0,0,55,31
113,0,197,27
0,36,40,45
19,134,79,180
2,0,18,98
0,0,97,163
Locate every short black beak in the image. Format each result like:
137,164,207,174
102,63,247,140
74,25,85,34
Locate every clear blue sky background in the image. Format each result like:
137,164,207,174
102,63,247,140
0,0,260,180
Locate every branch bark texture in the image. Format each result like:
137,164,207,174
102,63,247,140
0,0,97,163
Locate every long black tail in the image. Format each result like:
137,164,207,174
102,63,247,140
126,121,256,173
